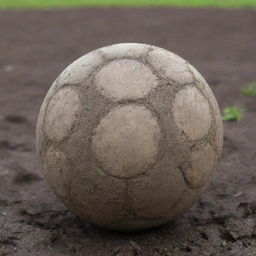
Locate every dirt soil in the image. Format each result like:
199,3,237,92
0,7,256,256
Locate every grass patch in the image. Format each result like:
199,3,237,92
1,0,256,9
242,82,256,96
222,106,244,122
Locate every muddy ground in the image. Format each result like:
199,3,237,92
0,7,256,256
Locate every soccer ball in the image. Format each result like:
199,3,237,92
36,43,223,231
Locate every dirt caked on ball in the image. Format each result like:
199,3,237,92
36,43,223,231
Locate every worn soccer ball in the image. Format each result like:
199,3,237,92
36,43,223,231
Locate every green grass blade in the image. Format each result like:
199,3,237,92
242,82,256,96
222,106,244,122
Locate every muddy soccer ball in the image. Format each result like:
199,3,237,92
36,43,223,231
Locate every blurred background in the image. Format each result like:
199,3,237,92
0,1,256,256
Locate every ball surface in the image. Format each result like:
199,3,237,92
36,43,223,231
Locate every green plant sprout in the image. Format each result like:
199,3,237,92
222,106,244,122
242,82,256,96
